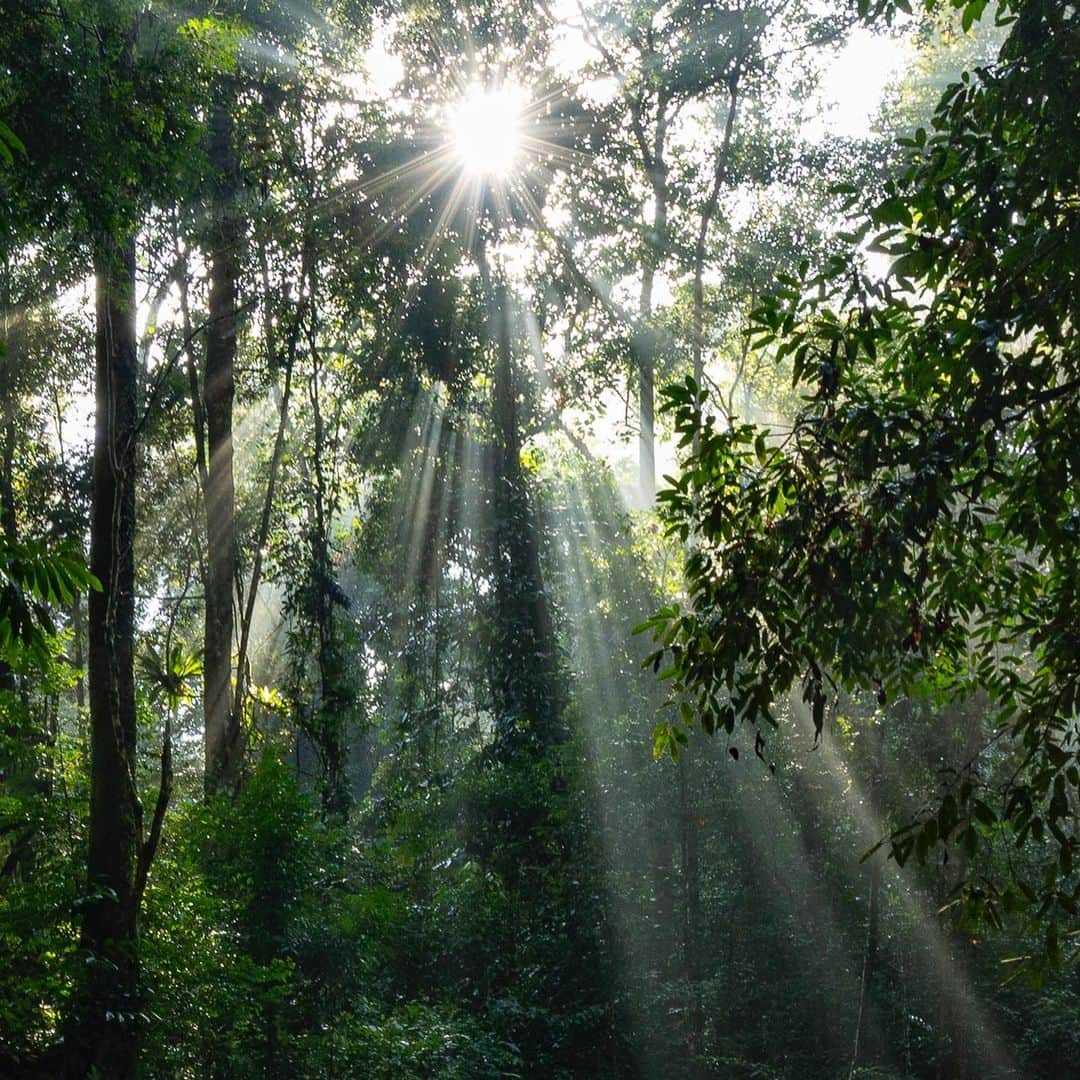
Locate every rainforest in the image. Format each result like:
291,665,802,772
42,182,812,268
0,0,1078,1076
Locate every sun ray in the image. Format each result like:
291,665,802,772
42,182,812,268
788,695,1019,1075
417,170,481,271
362,157,464,250
404,387,447,586
354,144,459,199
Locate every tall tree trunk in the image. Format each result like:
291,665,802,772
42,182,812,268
691,81,739,412
678,756,703,1070
486,268,559,757
850,845,883,1074
636,161,666,508
0,283,29,874
72,594,85,716
0,274,19,705
0,342,17,543
203,97,241,793
53,387,87,721
71,232,140,1078
850,719,885,1077
307,342,350,820
935,701,985,1080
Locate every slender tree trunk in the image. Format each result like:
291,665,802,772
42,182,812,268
203,97,241,793
53,390,87,719
70,593,85,714
850,719,885,1077
850,848,883,1075
678,756,704,1071
936,858,970,1080
935,702,984,1080
0,346,17,543
691,82,739,410
636,166,666,508
307,343,350,819
0,277,19,707
71,232,140,1079
0,291,31,876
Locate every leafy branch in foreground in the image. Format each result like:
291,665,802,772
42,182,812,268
641,0,1080,972
0,537,99,666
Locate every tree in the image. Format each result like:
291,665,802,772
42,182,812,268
202,66,244,794
564,0,853,504
642,0,1080,965
1,4,202,1071
192,1,326,794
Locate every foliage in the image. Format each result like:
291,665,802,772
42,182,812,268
0,538,97,667
642,0,1080,956
0,727,85,1062
300,1002,523,1078
137,641,202,712
0,119,26,167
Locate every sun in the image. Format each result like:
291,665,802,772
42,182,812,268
449,82,526,178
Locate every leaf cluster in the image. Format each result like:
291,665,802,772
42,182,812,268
641,0,1080,958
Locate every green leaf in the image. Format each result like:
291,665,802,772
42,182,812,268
754,432,767,466
0,119,26,164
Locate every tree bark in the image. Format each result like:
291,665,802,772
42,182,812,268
636,151,667,508
679,756,703,1070
0,271,19,706
0,279,31,876
485,265,560,757
850,718,885,1077
72,593,85,715
691,81,739,404
0,330,18,543
306,336,351,819
203,97,241,794
935,701,985,1080
850,841,883,1075
71,232,140,1079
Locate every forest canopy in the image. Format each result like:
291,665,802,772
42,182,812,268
0,0,1078,1077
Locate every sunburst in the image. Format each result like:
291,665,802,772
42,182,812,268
448,82,527,178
